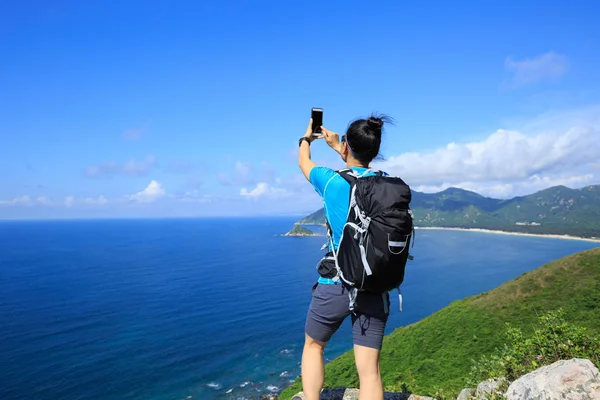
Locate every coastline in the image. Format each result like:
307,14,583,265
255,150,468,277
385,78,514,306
279,233,324,237
415,226,600,243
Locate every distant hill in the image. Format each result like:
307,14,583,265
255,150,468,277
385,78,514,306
297,208,326,225
284,224,319,236
279,247,600,399
294,184,600,238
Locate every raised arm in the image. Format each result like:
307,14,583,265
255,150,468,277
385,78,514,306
298,118,321,181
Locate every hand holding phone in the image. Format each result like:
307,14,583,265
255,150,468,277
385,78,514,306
311,108,323,137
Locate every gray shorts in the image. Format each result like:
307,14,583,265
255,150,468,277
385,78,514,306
305,283,390,350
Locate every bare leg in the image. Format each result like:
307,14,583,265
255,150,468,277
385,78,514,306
301,333,326,400
354,344,384,400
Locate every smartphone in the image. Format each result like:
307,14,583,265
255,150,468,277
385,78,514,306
311,108,323,136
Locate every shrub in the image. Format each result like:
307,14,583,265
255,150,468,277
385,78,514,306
469,309,600,386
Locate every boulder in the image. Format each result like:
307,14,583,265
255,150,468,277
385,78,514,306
475,378,507,399
505,358,600,400
291,388,436,400
456,388,474,400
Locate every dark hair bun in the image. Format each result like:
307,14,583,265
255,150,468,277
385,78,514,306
344,113,393,163
367,117,384,134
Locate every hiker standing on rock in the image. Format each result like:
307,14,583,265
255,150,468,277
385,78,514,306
296,112,414,400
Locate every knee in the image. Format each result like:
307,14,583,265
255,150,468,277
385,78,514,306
357,363,381,381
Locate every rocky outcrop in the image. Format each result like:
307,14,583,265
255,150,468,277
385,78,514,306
290,388,436,400
456,388,474,400
505,358,600,400
475,378,507,399
289,359,600,400
456,358,600,399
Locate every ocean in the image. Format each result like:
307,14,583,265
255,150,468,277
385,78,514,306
0,218,598,400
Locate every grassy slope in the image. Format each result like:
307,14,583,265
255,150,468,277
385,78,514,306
279,247,600,399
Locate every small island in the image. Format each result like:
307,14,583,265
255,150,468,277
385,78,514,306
284,224,320,237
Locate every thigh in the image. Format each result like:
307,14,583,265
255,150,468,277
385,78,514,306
305,283,351,343
351,292,389,350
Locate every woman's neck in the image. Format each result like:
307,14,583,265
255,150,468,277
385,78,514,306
346,160,370,169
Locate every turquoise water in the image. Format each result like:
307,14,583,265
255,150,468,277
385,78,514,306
0,218,597,400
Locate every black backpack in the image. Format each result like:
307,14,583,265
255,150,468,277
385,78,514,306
323,168,414,312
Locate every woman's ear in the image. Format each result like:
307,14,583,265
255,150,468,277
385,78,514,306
340,141,348,162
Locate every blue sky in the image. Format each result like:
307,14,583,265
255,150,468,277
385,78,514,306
1,0,600,219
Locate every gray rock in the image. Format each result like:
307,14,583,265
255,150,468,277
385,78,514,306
505,358,600,400
291,388,436,400
475,378,507,399
457,388,474,400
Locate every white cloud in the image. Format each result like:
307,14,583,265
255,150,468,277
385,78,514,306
83,195,108,205
376,107,600,198
379,127,599,183
240,182,269,197
504,51,569,88
86,155,157,177
36,196,51,205
0,195,32,206
64,196,75,207
127,180,165,203
240,182,288,198
413,173,596,199
0,195,109,208
241,182,269,197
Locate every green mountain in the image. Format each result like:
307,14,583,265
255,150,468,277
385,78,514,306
297,208,327,225
294,184,600,238
279,247,600,399
284,224,318,236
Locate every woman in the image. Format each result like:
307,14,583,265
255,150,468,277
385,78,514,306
297,113,392,400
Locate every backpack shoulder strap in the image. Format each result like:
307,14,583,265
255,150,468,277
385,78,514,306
336,169,360,184
338,168,386,179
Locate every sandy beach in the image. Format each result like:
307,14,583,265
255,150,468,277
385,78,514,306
415,226,600,243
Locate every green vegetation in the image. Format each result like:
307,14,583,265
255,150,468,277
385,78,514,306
469,309,600,386
297,208,326,225
279,248,600,399
285,224,318,236
291,184,600,238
